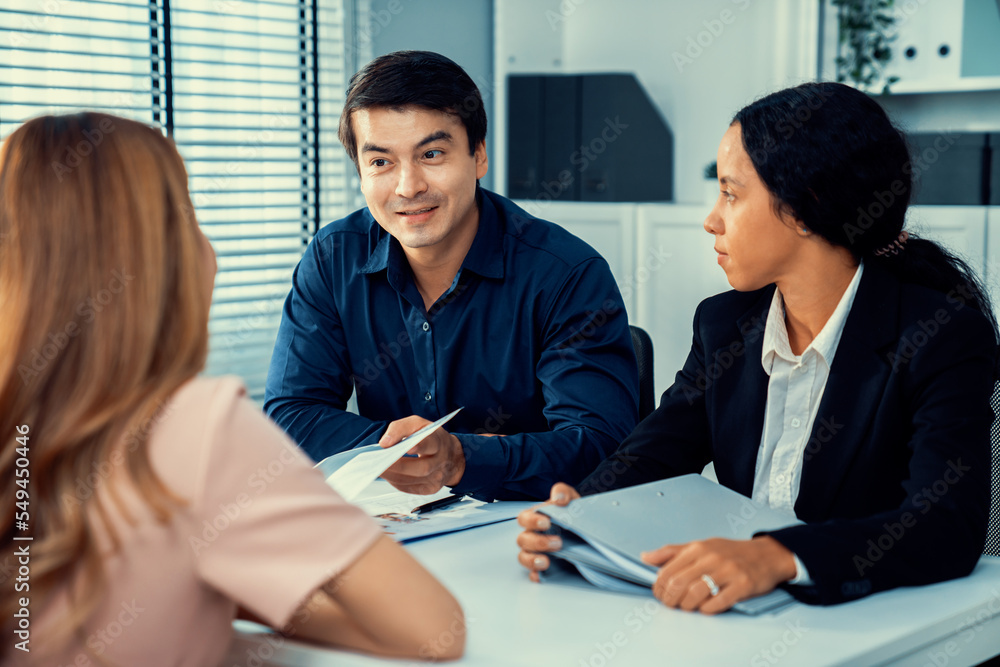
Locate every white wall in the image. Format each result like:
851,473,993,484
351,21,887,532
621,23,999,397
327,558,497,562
365,0,497,191
495,0,820,203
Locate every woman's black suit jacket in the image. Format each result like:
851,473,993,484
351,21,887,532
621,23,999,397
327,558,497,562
581,261,996,605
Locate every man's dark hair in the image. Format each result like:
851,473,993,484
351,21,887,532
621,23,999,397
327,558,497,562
338,50,487,170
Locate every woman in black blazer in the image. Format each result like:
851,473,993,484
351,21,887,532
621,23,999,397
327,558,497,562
516,82,999,612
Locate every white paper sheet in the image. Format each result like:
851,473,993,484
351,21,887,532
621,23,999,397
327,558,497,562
354,480,454,516
323,408,462,502
372,499,534,543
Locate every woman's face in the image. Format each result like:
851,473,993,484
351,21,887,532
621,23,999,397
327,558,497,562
703,123,805,292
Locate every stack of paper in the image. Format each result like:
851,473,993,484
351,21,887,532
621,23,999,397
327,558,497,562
313,409,532,541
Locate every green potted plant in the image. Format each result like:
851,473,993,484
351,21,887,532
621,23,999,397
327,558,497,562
832,0,900,94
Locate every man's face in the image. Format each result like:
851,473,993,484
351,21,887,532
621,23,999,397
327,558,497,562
353,106,488,253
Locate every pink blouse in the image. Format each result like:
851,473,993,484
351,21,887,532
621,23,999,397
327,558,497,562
13,376,380,666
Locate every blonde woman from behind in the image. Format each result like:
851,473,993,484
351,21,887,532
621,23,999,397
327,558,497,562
0,113,464,666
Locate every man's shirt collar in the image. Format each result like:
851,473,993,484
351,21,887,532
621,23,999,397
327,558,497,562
358,186,504,280
459,188,504,280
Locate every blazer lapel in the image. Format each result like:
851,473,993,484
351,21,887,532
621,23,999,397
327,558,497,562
714,289,772,497
794,263,899,521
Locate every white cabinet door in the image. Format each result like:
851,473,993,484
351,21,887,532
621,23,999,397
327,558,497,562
906,205,987,279
635,205,732,397
513,200,637,315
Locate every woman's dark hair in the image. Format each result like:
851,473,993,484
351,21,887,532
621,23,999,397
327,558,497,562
734,81,997,339
338,50,487,170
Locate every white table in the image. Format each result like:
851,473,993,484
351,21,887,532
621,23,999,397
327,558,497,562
226,518,1000,666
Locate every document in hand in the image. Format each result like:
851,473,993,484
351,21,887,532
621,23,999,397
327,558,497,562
315,408,462,502
538,474,802,615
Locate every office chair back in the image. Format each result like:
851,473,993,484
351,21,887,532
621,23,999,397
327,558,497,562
987,382,1000,556
629,325,655,422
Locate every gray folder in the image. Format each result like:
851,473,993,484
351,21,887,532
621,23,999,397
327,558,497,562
539,474,803,614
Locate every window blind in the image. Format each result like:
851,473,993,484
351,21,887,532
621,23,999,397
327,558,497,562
0,0,353,401
0,1,156,134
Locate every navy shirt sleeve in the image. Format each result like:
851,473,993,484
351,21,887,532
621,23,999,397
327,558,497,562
264,234,388,460
452,256,639,501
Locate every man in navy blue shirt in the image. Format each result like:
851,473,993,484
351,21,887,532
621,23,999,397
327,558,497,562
264,50,638,501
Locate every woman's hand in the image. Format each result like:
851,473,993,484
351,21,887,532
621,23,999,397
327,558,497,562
640,536,797,614
516,483,581,582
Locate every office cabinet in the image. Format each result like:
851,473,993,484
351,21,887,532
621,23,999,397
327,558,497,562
634,205,731,390
507,74,673,204
906,205,988,278
908,133,989,206
506,76,545,201
991,134,1000,206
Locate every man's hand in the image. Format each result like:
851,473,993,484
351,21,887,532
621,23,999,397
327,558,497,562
378,415,466,495
640,536,797,615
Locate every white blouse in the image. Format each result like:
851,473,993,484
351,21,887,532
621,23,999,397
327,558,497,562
753,262,864,583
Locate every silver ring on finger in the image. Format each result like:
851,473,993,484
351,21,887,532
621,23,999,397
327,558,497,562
701,573,720,597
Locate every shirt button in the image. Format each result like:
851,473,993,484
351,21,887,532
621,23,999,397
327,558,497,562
790,418,801,428
422,321,430,332
424,392,433,401
776,474,787,484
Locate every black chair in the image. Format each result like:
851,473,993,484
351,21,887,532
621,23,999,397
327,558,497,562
629,325,655,422
987,382,1000,556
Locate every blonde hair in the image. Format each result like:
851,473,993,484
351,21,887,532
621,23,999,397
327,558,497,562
0,113,211,657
